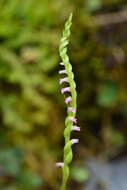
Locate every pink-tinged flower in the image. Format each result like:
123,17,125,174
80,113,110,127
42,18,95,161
68,107,76,113
55,162,64,167
72,125,80,131
59,70,67,74
60,62,64,65
71,139,79,145
68,117,77,123
61,87,70,94
59,77,68,84
65,96,72,104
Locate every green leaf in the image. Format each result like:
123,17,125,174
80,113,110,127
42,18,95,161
0,148,23,177
97,81,118,107
70,166,89,182
109,129,125,146
85,0,102,12
16,169,42,189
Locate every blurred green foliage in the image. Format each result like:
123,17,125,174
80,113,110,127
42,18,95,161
70,166,89,183
0,0,127,190
97,81,118,106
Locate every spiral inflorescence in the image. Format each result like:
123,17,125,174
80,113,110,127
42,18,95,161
56,13,80,190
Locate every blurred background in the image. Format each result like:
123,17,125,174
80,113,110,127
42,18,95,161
0,0,127,190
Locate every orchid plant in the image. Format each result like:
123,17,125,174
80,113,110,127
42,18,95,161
56,13,80,190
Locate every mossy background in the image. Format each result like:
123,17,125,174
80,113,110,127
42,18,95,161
0,0,127,190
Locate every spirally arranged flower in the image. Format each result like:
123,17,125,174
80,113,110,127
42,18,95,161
56,13,80,190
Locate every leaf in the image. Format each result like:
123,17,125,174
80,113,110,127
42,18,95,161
85,0,102,12
70,166,89,182
0,148,23,177
16,169,42,189
97,81,118,107
109,129,125,146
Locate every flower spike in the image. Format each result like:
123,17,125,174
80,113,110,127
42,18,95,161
57,13,80,190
